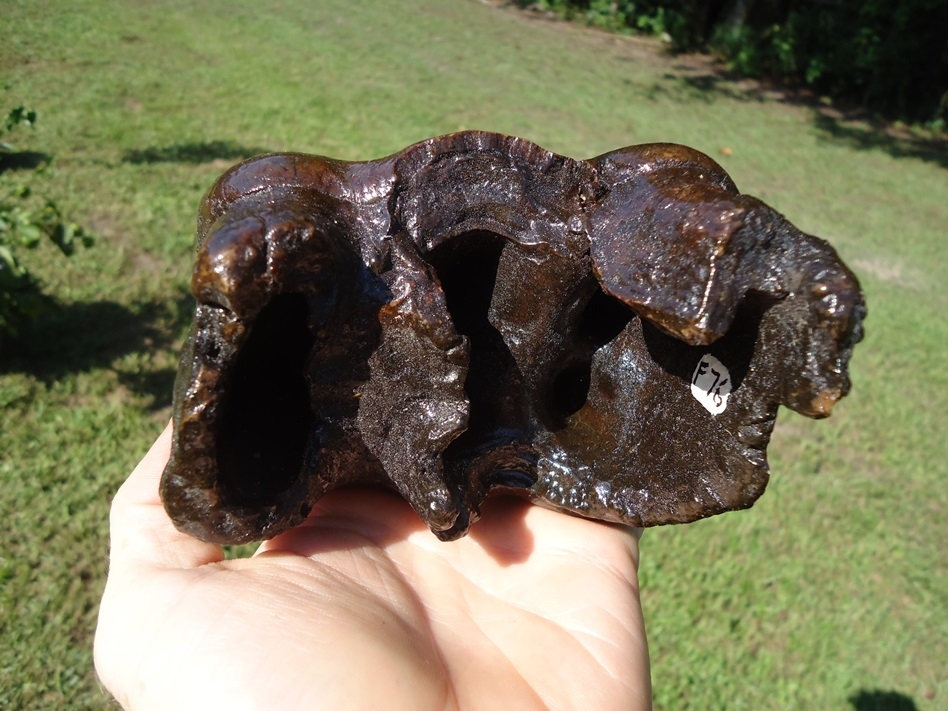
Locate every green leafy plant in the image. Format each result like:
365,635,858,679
514,0,948,126
0,106,93,337
1,106,37,150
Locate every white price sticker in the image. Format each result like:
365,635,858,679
691,354,731,415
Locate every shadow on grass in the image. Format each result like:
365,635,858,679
849,689,919,711
122,140,271,165
645,69,762,105
811,112,948,169
0,151,51,173
644,65,948,170
0,296,194,410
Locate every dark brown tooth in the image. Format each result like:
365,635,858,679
160,131,866,544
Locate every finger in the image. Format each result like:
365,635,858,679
107,421,223,574
473,497,643,568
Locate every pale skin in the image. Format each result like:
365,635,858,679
94,423,652,710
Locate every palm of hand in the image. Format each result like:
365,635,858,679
95,425,651,711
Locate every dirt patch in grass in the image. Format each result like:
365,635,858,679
850,256,926,290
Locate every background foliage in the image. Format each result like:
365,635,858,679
0,107,93,338
517,0,948,126
1,0,945,708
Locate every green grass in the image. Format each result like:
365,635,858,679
2,0,946,708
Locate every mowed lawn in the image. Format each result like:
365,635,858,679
1,1,945,708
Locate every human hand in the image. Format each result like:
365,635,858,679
95,423,651,710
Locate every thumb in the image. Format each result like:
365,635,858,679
106,421,224,574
